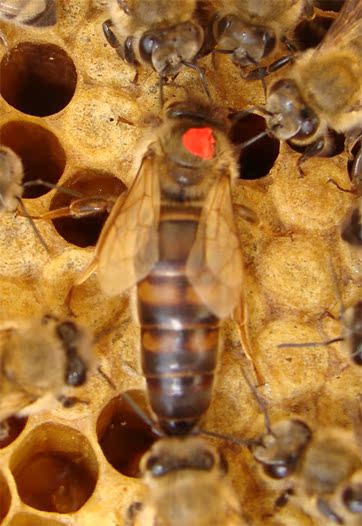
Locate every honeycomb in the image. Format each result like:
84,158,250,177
0,2,361,526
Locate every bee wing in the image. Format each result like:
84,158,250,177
96,153,160,297
318,0,362,50
186,176,243,319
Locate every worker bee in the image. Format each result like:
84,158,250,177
0,145,51,251
207,0,315,79
260,0,362,169
252,419,362,525
69,98,254,435
0,314,94,436
103,0,209,101
126,435,244,525
0,0,57,27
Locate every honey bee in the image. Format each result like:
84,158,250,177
0,145,51,251
252,419,362,525
0,0,57,27
261,0,362,169
208,0,315,79
126,436,244,526
69,99,253,435
103,0,208,101
0,314,94,433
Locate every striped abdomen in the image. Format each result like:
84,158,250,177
137,206,220,435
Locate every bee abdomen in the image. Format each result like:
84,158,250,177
137,207,220,435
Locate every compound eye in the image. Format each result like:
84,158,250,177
262,29,276,57
264,457,296,479
65,356,87,386
140,34,157,62
214,15,232,39
343,485,362,514
297,107,318,138
194,450,215,471
146,455,164,476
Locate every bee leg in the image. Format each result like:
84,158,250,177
103,18,140,71
125,502,143,526
233,304,265,386
345,131,362,191
117,0,131,15
350,144,362,192
345,128,362,159
65,258,99,317
57,395,89,408
243,54,295,81
280,36,297,53
181,60,211,99
103,19,125,59
275,488,294,508
297,137,325,177
27,196,115,221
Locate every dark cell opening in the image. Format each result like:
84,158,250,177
230,113,280,179
49,169,126,247
97,390,158,478
294,15,335,51
10,424,98,513
0,43,77,117
0,416,27,449
0,121,66,198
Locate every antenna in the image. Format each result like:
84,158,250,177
121,392,162,437
16,198,49,253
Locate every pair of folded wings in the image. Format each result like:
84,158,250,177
94,154,244,320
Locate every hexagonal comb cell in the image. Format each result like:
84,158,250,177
9,423,98,513
230,113,280,179
0,121,66,198
0,43,77,117
0,416,27,449
49,169,126,247
0,471,11,522
97,390,158,478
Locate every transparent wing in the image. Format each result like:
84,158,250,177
318,0,362,50
186,176,243,319
96,153,160,297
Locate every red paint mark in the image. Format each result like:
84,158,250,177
182,127,215,160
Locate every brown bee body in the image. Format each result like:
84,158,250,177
0,315,95,426
252,420,362,525
70,101,248,524
103,0,208,99
127,436,244,526
263,0,362,166
138,205,220,435
208,0,314,76
73,100,246,436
